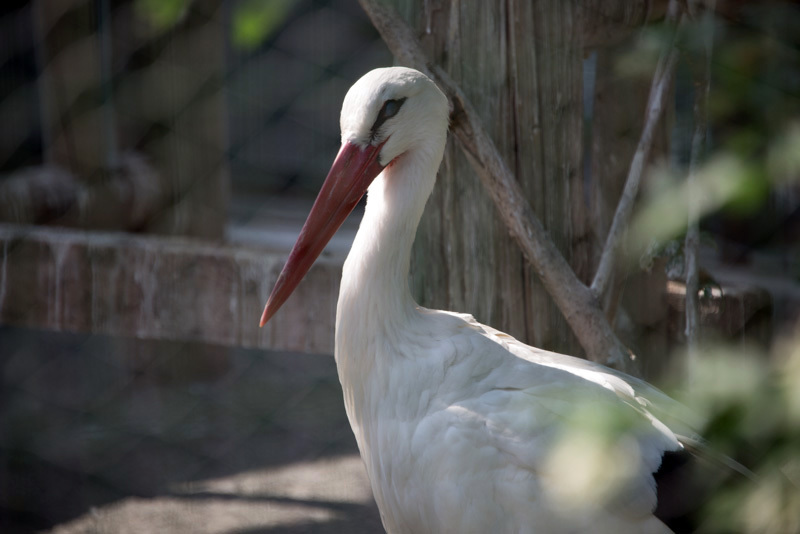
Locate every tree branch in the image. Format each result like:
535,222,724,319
590,0,684,299
358,0,635,370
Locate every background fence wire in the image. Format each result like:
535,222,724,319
1,0,389,532
2,0,800,532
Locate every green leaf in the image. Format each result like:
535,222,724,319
135,0,191,31
232,0,296,50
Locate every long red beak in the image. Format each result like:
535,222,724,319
259,141,386,327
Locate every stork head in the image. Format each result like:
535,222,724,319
339,67,449,166
260,67,449,327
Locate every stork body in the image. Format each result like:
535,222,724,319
261,68,685,533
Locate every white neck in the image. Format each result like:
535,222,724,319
334,142,443,401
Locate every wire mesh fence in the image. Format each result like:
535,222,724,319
0,0,390,531
2,0,800,532
0,328,383,533
0,0,391,236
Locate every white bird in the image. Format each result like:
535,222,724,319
260,67,696,533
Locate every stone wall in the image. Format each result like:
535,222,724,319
0,224,340,354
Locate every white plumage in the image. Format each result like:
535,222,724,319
261,67,687,533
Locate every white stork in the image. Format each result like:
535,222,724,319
260,67,700,533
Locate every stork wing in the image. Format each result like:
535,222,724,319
416,311,686,531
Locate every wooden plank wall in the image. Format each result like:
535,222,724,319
398,0,586,356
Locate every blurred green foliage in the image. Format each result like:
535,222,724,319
542,333,800,532
768,122,800,187
666,335,800,533
621,3,800,269
542,388,674,514
134,0,191,31
630,154,768,253
232,0,299,50
133,0,299,49
613,10,800,529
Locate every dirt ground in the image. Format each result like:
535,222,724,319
0,327,383,533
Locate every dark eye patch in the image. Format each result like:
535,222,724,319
370,98,406,140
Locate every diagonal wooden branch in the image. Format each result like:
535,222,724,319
358,0,634,370
591,0,685,299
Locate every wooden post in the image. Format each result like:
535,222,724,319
116,0,229,239
34,0,107,182
33,0,229,239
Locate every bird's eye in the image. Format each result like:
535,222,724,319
371,98,406,139
381,99,404,120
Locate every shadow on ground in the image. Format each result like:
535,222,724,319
0,327,383,533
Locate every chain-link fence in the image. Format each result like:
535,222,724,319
1,329,383,533
3,0,800,532
1,0,390,531
0,0,391,236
